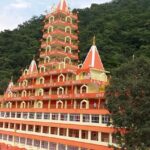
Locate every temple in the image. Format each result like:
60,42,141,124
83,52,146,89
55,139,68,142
0,0,116,149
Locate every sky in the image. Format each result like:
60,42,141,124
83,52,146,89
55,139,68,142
0,0,111,31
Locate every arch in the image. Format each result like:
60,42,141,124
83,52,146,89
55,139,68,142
80,100,89,109
65,16,72,23
47,26,53,33
22,80,28,86
78,64,83,68
64,57,71,64
39,66,46,73
8,91,13,98
57,87,64,95
58,74,65,82
65,46,71,53
65,26,71,34
46,36,52,43
59,62,65,69
23,69,29,75
38,88,44,96
44,56,50,63
46,46,51,52
80,85,88,94
49,16,54,23
6,102,12,108
36,101,43,108
22,90,27,97
20,101,26,108
39,77,45,84
65,36,71,44
56,100,63,109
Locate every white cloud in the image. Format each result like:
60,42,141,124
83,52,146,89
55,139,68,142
0,0,31,31
10,0,31,9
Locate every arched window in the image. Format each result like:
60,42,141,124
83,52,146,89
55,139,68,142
65,36,71,44
6,102,12,108
47,26,53,33
65,46,71,53
44,56,50,63
22,90,27,97
65,16,72,23
8,91,13,98
23,69,28,75
36,101,43,108
80,100,89,109
49,16,54,23
65,26,71,34
64,57,71,64
78,64,83,68
58,74,65,82
20,101,26,108
56,100,63,109
46,36,52,43
22,80,28,86
57,87,64,95
46,46,51,52
39,66,46,73
38,89,44,96
80,85,88,94
39,77,45,84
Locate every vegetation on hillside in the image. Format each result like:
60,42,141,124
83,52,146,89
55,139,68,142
106,56,150,150
0,0,150,94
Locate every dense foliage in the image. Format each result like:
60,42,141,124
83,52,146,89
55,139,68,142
0,0,150,94
106,56,150,150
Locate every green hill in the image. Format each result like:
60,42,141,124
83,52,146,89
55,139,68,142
0,0,150,94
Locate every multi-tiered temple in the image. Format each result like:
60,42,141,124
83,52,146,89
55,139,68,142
0,0,116,150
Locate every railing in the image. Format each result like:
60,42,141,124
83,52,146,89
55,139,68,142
12,79,106,91
41,40,78,50
40,50,78,60
0,92,105,101
43,29,78,39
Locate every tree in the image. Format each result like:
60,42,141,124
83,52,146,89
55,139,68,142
106,56,150,150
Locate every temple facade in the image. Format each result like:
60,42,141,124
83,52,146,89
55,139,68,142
0,0,116,150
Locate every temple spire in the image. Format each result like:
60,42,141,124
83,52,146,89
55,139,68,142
93,35,96,45
56,0,69,12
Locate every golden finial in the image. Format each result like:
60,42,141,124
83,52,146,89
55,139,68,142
93,35,96,45
33,55,35,60
11,76,13,82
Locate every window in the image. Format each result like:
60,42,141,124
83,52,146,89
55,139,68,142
81,130,88,139
82,114,90,122
68,146,78,150
69,129,79,138
101,133,109,142
49,142,56,150
29,113,35,119
34,140,40,147
44,113,50,120
36,113,42,119
91,115,99,123
0,112,4,117
102,115,110,124
60,113,68,121
17,112,21,118
27,138,32,146
23,112,28,119
52,113,58,120
58,144,66,150
91,131,98,141
41,141,48,149
70,114,80,122
20,137,25,144
6,112,10,118
8,135,13,141
11,112,15,118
